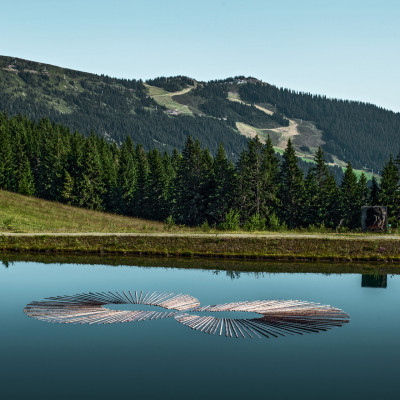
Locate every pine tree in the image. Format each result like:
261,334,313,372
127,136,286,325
78,135,104,210
145,148,169,220
61,171,74,204
261,136,280,221
174,136,207,226
369,176,380,205
304,147,339,227
339,162,360,228
0,117,14,190
357,172,369,206
17,154,35,196
380,155,400,226
119,137,137,215
64,132,84,206
99,139,120,213
236,136,270,223
37,130,67,201
130,144,149,217
207,143,236,225
279,139,305,228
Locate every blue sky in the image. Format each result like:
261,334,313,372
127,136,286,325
1,0,399,111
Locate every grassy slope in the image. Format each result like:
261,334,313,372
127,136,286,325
1,190,400,262
0,190,167,233
144,84,194,114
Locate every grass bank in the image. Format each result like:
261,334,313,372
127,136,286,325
1,190,400,262
1,233,400,262
0,190,169,233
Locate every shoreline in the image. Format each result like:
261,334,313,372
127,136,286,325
1,233,400,263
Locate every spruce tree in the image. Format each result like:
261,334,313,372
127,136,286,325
304,147,339,227
17,154,35,196
174,136,206,226
339,162,360,228
131,144,149,217
119,138,137,215
145,148,169,220
279,139,305,228
380,155,400,226
78,135,104,210
236,136,268,223
0,118,14,190
369,176,380,206
207,143,236,225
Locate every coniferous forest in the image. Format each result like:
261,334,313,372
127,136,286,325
1,112,400,230
1,56,399,176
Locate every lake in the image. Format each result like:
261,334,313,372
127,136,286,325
1,257,398,399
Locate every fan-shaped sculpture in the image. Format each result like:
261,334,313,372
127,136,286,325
24,291,200,324
24,291,350,339
175,300,350,338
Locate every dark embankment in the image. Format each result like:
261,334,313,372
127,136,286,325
1,234,400,263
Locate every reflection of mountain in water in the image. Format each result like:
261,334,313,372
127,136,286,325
361,275,387,288
24,291,350,339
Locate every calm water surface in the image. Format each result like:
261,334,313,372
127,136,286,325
1,259,399,399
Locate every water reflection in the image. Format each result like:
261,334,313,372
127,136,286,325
361,274,387,288
24,290,350,339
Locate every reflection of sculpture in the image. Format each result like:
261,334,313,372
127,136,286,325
24,291,350,339
361,275,387,288
361,206,387,232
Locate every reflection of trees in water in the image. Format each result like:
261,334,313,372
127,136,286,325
1,260,14,268
24,291,350,339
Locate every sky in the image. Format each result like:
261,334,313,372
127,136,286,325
1,0,399,111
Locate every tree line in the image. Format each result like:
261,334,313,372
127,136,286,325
238,81,400,172
1,112,399,230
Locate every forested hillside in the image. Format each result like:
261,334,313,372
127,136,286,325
1,112,400,229
239,82,400,171
1,55,399,174
0,56,248,160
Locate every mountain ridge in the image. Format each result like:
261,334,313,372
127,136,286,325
0,55,398,174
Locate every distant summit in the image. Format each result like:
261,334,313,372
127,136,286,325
0,55,399,172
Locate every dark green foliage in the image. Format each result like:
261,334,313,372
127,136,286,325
369,176,380,206
236,137,280,224
0,56,248,162
130,145,149,217
207,143,236,225
339,162,360,229
145,149,169,220
17,154,35,196
0,111,397,230
173,137,210,226
146,76,194,92
199,98,281,129
118,138,137,214
279,139,305,228
304,147,339,228
78,135,105,210
239,81,400,171
379,155,400,226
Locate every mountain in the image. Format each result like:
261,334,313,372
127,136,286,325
1,55,399,173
